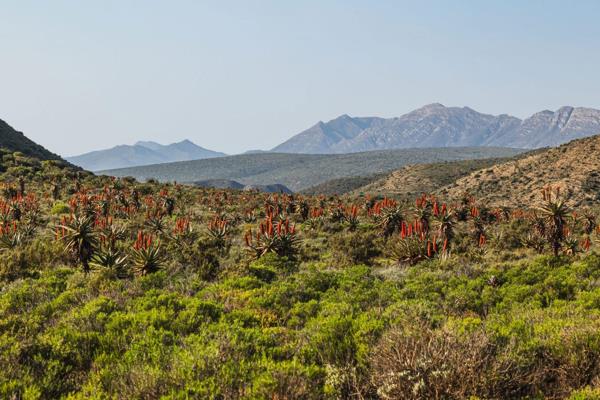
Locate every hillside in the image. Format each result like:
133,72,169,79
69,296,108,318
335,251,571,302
194,179,292,193
439,134,600,207
272,104,600,154
272,115,385,154
0,118,63,161
100,146,525,191
67,139,226,171
350,158,518,198
301,173,388,196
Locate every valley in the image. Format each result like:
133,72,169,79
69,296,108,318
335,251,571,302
99,146,525,191
2,120,600,399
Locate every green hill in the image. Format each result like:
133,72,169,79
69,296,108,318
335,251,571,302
0,118,63,161
100,147,526,192
301,173,388,195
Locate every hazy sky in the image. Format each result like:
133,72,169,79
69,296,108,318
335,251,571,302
1,0,600,156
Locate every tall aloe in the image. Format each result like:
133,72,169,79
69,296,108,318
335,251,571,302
244,216,299,259
371,198,404,238
131,231,165,276
58,215,99,273
433,205,455,254
536,187,570,256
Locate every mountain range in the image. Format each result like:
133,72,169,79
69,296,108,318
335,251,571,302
63,104,600,171
66,140,226,171
272,104,600,153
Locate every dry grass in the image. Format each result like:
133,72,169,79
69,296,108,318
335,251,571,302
439,135,600,207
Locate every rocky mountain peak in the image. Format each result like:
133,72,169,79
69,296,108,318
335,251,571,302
271,104,600,153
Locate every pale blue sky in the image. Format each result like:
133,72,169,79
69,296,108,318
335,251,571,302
1,0,599,156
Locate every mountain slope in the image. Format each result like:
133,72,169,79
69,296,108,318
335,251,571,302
0,118,63,161
335,104,521,152
438,134,600,207
301,173,388,196
271,105,600,154
194,179,292,193
272,115,384,154
349,158,523,198
100,146,525,191
492,106,600,148
67,140,226,171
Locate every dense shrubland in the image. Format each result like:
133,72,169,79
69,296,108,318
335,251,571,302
2,152,600,399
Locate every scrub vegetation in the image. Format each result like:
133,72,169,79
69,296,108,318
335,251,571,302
2,150,600,399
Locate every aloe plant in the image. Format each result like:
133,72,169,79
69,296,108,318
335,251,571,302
391,235,439,265
245,216,299,259
90,247,128,277
57,215,99,273
562,233,579,256
344,205,360,231
433,208,455,254
522,232,546,254
131,231,164,276
145,214,167,235
536,187,570,256
0,222,27,250
371,198,404,238
207,215,229,250
295,200,310,222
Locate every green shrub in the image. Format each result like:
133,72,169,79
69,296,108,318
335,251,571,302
50,201,70,215
330,231,381,265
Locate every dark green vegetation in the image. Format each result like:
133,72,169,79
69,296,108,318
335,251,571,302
354,153,540,197
301,172,388,196
0,119,63,161
100,146,525,191
303,150,542,197
195,179,293,194
3,146,600,399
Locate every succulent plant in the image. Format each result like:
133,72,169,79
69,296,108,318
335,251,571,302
57,215,99,273
245,216,299,259
131,231,164,276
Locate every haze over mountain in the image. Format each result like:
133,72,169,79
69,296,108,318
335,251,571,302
67,140,226,171
272,104,600,154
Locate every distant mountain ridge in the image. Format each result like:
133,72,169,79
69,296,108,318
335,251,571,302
67,140,226,171
272,104,600,153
